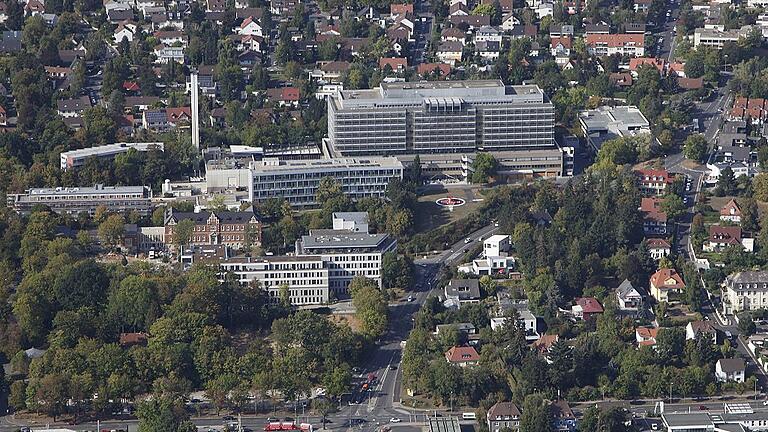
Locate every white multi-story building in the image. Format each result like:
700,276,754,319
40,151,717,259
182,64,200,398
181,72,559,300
723,271,768,314
60,142,165,170
295,213,396,295
295,228,397,295
693,25,754,49
220,255,330,305
7,184,152,216
247,157,403,208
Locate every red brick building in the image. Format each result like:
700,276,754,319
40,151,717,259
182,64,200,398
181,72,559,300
164,210,262,250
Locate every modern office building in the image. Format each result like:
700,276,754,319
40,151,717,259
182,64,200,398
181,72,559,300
693,25,753,49
295,213,397,295
8,184,152,216
220,255,330,305
248,157,403,207
327,80,555,156
60,142,164,170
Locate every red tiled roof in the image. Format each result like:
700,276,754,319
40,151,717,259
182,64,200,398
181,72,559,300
708,225,743,245
586,33,644,48
575,297,604,314
635,168,674,185
390,3,413,15
445,346,480,363
166,106,191,121
533,334,559,353
640,197,667,223
629,57,665,72
379,57,408,70
550,35,572,49
650,268,685,290
677,77,703,90
720,199,742,217
417,62,451,76
646,238,671,248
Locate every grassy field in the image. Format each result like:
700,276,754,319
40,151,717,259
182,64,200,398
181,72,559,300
413,187,485,233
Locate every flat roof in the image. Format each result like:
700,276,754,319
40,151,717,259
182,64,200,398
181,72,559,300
662,413,714,428
335,80,546,109
300,230,392,249
24,185,147,196
62,142,164,158
221,255,325,264
249,157,404,172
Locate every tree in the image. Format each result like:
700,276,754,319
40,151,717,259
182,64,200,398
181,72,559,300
350,276,388,339
717,167,737,196
172,219,195,249
741,198,758,232
661,194,686,221
683,134,707,161
519,394,552,432
9,380,26,411
137,397,192,432
98,213,126,250
738,312,756,336
312,398,336,428
471,153,498,183
753,173,768,202
595,136,640,166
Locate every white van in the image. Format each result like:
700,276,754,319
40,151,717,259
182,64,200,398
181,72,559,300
462,412,476,420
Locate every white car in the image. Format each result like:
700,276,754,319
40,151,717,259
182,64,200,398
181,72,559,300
390,418,402,423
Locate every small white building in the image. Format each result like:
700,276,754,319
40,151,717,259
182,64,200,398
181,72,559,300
616,279,645,310
715,358,745,383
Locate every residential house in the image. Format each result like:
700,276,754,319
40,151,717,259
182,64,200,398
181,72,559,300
437,40,464,65
311,61,350,84
635,168,674,196
492,296,540,341
585,33,645,57
635,326,659,347
476,40,500,61
390,3,413,15
417,62,451,78
475,26,502,43
550,35,572,57
501,12,520,31
715,358,745,383
166,107,192,128
572,297,604,320
434,322,477,336
551,400,577,432
114,21,137,43
640,197,667,235
616,279,645,310
449,2,469,15
487,402,521,432
647,238,671,260
610,72,633,87
238,16,263,36
720,199,742,223
142,109,169,130
532,334,559,356
153,44,184,64
458,234,515,276
0,105,7,126
266,87,300,107
441,27,466,43
444,346,480,367
444,279,481,307
703,225,754,252
448,14,490,29
57,96,92,118
379,57,408,72
154,31,187,46
650,268,685,303
628,57,665,76
124,96,161,113
686,320,717,342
